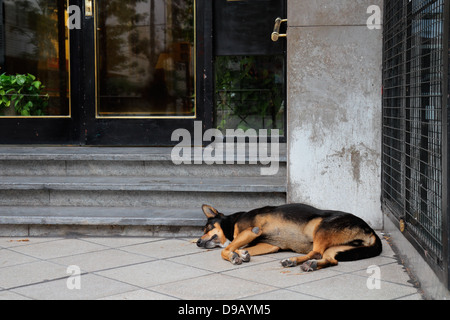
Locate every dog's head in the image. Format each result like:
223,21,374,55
196,205,230,249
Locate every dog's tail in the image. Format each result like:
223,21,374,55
335,233,382,262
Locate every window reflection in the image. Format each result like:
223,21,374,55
0,0,70,117
96,0,195,118
215,55,285,134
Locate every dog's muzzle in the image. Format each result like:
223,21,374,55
197,234,220,249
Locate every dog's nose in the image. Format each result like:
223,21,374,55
196,238,203,247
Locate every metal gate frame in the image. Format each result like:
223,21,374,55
382,0,450,289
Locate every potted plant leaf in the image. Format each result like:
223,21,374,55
0,73,49,116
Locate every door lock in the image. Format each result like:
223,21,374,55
271,17,287,42
85,0,93,17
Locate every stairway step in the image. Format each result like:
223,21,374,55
0,145,287,162
0,206,210,226
0,147,175,161
0,176,286,193
0,146,286,177
0,160,286,178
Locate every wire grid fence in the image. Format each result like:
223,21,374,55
382,0,446,265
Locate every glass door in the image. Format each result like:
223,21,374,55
213,0,287,139
0,0,80,144
82,0,210,145
96,0,195,118
0,0,209,145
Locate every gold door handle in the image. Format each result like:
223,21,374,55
271,17,287,42
85,0,93,17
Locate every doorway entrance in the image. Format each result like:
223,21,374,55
0,0,286,145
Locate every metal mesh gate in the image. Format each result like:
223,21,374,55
382,0,449,282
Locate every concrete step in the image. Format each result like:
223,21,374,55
0,205,263,236
0,146,286,178
0,175,286,192
0,175,286,209
0,206,208,226
0,146,287,161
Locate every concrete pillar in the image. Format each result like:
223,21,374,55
286,0,383,228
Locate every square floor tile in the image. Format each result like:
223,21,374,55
329,255,397,273
0,290,31,300
96,260,210,287
222,260,343,288
241,288,324,300
0,237,62,249
288,273,419,300
353,262,416,287
81,237,162,248
0,261,67,289
152,273,276,300
122,239,201,259
99,288,178,300
12,273,138,300
50,249,154,272
379,236,396,258
169,249,274,273
397,293,425,300
10,239,107,260
0,248,38,268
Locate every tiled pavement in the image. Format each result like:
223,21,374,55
0,234,424,300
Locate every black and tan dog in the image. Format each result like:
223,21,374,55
197,203,382,271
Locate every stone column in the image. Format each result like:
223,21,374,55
286,0,383,228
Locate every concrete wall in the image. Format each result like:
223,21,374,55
287,0,383,228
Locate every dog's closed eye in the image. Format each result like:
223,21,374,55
203,224,214,233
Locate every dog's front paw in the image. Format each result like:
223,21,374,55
300,260,318,272
280,258,297,268
230,252,243,265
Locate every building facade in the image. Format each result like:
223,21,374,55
0,0,449,297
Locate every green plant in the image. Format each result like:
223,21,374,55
0,73,49,116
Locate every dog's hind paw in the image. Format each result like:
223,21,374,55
240,250,251,263
300,260,318,272
280,258,297,268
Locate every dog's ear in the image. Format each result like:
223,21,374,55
202,204,219,219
